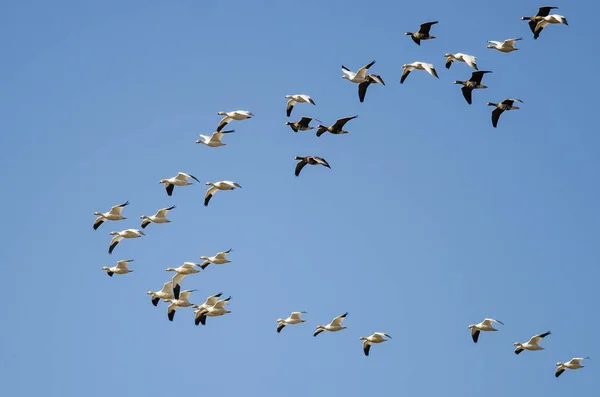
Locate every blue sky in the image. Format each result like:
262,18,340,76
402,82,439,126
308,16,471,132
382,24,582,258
1,0,599,395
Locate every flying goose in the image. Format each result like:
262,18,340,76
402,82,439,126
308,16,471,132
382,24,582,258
294,156,331,177
285,95,315,117
444,53,478,70
216,110,254,132
556,357,590,378
521,6,559,37
140,205,176,229
164,289,197,321
467,318,504,343
159,172,200,197
192,292,224,325
277,311,307,333
102,259,134,277
93,201,129,230
486,99,523,128
199,248,233,270
146,273,186,306
316,116,358,137
108,229,145,254
405,21,438,45
359,333,392,356
314,312,348,337
195,130,235,147
514,331,551,355
400,62,439,84
204,181,242,207
165,263,200,299
285,116,321,132
487,38,522,53
453,70,492,105
194,296,232,325
342,61,384,102
533,14,568,39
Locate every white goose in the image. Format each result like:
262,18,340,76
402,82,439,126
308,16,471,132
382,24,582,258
102,259,134,277
534,14,568,39
108,229,145,254
444,53,478,70
192,292,223,325
314,312,348,337
467,318,504,343
195,130,235,147
146,273,186,306
400,62,439,84
140,205,175,229
93,201,129,230
285,95,315,117
514,331,551,355
194,296,232,325
159,172,200,197
342,60,376,84
199,248,233,270
487,38,522,53
204,181,242,207
359,332,392,356
216,110,254,132
164,289,197,321
556,357,590,378
277,311,307,333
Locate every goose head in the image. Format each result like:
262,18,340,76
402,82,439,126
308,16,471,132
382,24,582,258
513,342,523,347
159,179,167,184
109,231,120,236
443,53,452,58
521,16,531,21
452,80,464,85
485,102,496,107
101,266,110,271
146,291,156,296
556,362,564,367
165,267,176,272
404,32,413,36
93,211,103,216
217,111,227,116
486,44,495,49
359,336,367,341
205,182,214,187
294,156,304,161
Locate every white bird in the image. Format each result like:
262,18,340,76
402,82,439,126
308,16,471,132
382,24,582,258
108,229,145,254
164,289,197,321
146,273,187,306
165,263,200,298
285,95,315,117
195,130,235,147
314,312,348,337
467,318,504,343
359,332,392,356
102,259,134,277
216,110,254,132
277,311,307,333
534,14,568,39
199,248,233,270
140,205,176,229
487,38,522,53
192,292,224,325
400,62,439,84
341,60,384,102
194,296,232,325
204,181,242,207
514,331,551,354
159,172,200,197
556,357,590,378
93,201,129,230
444,53,478,70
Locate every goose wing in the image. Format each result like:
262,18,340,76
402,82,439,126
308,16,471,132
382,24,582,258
356,60,376,79
503,38,523,46
341,65,355,79
116,259,133,270
537,6,558,17
109,201,130,216
332,116,357,131
331,312,348,326
165,183,174,196
108,235,123,254
286,98,296,117
217,115,232,132
491,108,504,128
363,340,371,356
400,67,412,84
445,57,454,69
461,86,473,105
178,289,196,302
213,296,232,309
422,63,439,78
418,21,438,34
471,70,491,84
204,186,218,206
471,329,480,343
204,292,223,307
295,159,308,177
156,205,176,218
277,322,286,333
177,172,200,183
358,81,371,103
290,311,305,319
367,74,385,85
313,156,331,168
501,98,523,106
297,117,316,128
555,367,565,377
215,248,232,259
93,217,104,230
483,318,504,325
171,273,186,300
528,331,551,345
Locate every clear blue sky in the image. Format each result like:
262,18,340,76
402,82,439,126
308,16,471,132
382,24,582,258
1,0,599,395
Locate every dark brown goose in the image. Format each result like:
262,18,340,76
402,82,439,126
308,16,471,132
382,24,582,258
521,6,558,38
404,21,438,45
285,116,321,132
486,98,523,128
316,115,358,137
452,70,492,105
294,156,331,177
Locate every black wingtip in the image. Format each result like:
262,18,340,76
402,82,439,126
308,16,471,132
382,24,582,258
152,297,160,307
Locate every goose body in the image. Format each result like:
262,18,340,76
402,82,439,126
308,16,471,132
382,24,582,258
108,229,145,254
194,296,232,325
277,311,307,333
294,156,331,177
93,201,129,230
140,205,175,229
521,6,559,38
165,262,200,299
556,357,589,378
453,70,492,105
316,115,358,137
400,62,439,84
192,292,224,325
164,289,197,321
444,53,478,70
486,98,523,128
200,248,233,269
216,110,254,132
467,318,504,343
514,331,551,354
147,273,186,306
285,95,315,117
405,21,438,45
102,259,134,277
285,116,321,132
204,181,242,207
487,38,522,53
159,172,200,196
359,332,392,356
534,14,568,39
195,130,235,147
314,312,348,337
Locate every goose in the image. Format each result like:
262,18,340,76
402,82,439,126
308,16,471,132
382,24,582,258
140,205,176,229
285,116,321,132
453,70,492,105
204,181,242,207
405,21,438,45
195,130,235,147
521,6,559,37
194,296,232,325
359,333,392,356
358,74,385,103
192,292,224,325
342,61,384,102
277,311,307,333
444,53,478,70
216,110,254,132
165,263,200,299
486,99,523,128
487,38,522,53
294,156,331,177
316,116,358,137
514,331,551,355
556,357,590,378
164,289,197,321
102,259,134,277
93,201,129,230
400,62,439,84
285,95,315,117
159,172,200,197
314,312,348,337
146,273,186,306
534,14,568,39
199,248,233,270
467,318,504,343
108,229,145,254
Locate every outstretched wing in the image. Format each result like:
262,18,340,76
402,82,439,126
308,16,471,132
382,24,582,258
491,108,504,128
356,60,376,79
400,67,412,84
331,312,348,326
295,160,308,177
358,81,370,103
471,329,480,343
418,21,438,34
332,116,358,130
109,201,130,216
314,157,331,169
461,86,473,105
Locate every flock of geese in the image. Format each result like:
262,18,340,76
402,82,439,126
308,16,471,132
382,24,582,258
92,5,590,374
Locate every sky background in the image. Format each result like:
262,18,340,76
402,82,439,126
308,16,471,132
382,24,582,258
1,0,599,395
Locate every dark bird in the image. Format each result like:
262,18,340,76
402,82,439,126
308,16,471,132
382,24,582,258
486,99,523,128
404,21,438,45
452,71,492,105
521,6,558,38
294,156,331,177
316,116,358,137
285,116,321,132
